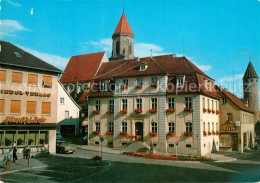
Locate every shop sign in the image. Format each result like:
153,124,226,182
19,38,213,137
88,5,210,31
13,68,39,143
221,126,236,131
0,90,51,97
2,116,46,124
235,121,240,127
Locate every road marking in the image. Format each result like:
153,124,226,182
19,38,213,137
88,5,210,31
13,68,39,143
13,172,62,180
1,178,33,183
32,169,80,175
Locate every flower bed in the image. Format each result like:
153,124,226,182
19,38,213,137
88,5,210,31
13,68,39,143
135,108,142,114
120,109,127,114
92,156,102,161
184,132,193,136
106,131,113,135
122,151,179,161
184,108,193,112
166,108,175,113
150,83,157,88
93,110,100,114
150,132,157,137
149,109,157,113
136,84,142,89
106,110,113,114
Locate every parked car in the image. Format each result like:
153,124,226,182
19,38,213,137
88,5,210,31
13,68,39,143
56,131,63,140
56,140,76,154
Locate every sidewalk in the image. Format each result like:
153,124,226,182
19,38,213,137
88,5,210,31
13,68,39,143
0,153,47,175
77,145,121,154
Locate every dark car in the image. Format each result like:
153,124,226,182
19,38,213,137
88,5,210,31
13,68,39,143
56,141,76,154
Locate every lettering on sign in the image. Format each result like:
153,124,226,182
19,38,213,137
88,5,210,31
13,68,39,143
0,90,51,97
221,126,236,131
2,116,46,124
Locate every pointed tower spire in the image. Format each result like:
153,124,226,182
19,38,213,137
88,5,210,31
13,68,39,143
113,13,134,37
243,61,259,79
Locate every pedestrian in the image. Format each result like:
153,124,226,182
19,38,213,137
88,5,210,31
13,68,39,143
6,149,13,170
26,146,31,159
150,140,154,154
255,141,258,152
13,147,17,163
23,146,28,159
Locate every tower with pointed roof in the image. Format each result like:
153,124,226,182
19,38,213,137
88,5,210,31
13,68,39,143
110,13,134,61
243,61,259,123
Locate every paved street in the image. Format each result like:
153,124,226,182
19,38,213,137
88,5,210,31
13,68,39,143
1,147,260,183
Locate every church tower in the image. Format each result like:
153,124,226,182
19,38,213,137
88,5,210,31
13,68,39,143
243,61,259,123
110,13,134,61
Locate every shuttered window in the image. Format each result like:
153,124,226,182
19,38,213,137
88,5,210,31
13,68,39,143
27,101,36,114
28,74,38,85
10,100,21,113
43,76,52,86
42,102,51,115
12,72,22,84
0,70,6,83
0,100,4,113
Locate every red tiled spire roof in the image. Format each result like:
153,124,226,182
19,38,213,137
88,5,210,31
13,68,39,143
113,13,134,37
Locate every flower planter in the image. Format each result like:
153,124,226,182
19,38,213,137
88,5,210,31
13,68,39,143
121,85,128,90
208,131,212,136
149,109,157,114
93,110,100,114
150,83,157,88
216,111,220,115
216,131,220,135
166,108,175,113
106,110,113,114
120,109,127,114
93,131,100,135
136,84,142,89
207,109,212,113
92,156,102,161
120,131,126,136
135,108,142,114
167,132,175,137
203,108,207,113
212,131,215,135
184,132,193,137
135,135,142,140
212,110,215,114
184,108,193,113
150,132,157,137
106,131,113,135
203,131,207,136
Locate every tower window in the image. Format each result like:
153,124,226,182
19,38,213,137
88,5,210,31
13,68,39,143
129,44,132,54
116,41,120,54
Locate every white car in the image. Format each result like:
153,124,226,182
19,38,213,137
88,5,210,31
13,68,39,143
56,132,63,140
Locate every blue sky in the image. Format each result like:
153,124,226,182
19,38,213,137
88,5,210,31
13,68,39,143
1,0,260,99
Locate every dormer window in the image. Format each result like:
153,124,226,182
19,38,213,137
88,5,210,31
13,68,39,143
14,52,21,57
177,76,184,87
140,64,147,71
101,81,109,92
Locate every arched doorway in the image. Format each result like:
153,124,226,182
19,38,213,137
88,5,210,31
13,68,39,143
135,122,143,141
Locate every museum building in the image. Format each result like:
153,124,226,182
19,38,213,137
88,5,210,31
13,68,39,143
0,41,62,154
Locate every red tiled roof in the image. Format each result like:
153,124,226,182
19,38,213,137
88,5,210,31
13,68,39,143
113,13,134,37
217,86,254,113
60,52,105,83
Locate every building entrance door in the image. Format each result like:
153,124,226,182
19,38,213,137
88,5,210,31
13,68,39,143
135,122,143,141
231,133,238,151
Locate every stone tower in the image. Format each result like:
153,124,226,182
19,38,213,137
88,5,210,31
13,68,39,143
110,13,134,61
243,61,259,123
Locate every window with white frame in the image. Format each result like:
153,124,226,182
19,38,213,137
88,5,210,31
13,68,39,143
204,80,208,90
169,122,175,132
77,85,81,94
207,99,210,109
140,64,147,71
185,97,192,108
185,122,192,133
203,122,205,131
122,99,127,110
136,98,142,109
212,122,214,132
151,98,157,110
151,77,157,84
168,98,175,109
216,123,218,131
151,122,157,133
96,122,100,131
95,100,100,111
177,76,184,87
123,79,128,86
222,98,227,104
208,122,210,132
108,100,114,111
215,101,218,111
212,100,214,110
122,122,127,132
137,78,143,85
101,81,108,91
109,122,114,132
60,98,64,105
202,97,205,108
65,111,69,118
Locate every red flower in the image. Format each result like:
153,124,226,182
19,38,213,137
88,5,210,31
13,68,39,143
167,132,175,137
207,109,212,113
151,83,157,88
120,109,127,114
203,131,207,136
135,108,142,114
93,110,100,114
208,131,212,135
136,84,142,89
150,132,157,137
166,108,175,113
216,131,220,135
216,111,220,115
120,131,126,136
149,109,157,113
121,85,128,90
184,132,193,136
212,110,215,114
203,108,207,113
93,131,100,135
106,110,113,114
184,108,193,112
106,131,113,135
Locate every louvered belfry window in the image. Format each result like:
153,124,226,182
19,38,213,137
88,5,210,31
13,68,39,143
42,102,51,115
0,70,6,82
12,72,22,84
27,101,36,114
10,100,21,113
43,76,52,86
28,74,38,85
0,99,4,113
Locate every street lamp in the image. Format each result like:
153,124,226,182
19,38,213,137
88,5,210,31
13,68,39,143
99,135,104,158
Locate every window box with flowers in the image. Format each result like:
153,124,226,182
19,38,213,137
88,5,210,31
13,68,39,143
120,109,127,114
216,131,220,135
150,132,157,137
135,108,142,114
207,109,212,113
93,131,100,135
208,131,212,136
136,84,142,89
135,135,142,140
212,110,215,114
216,111,220,115
184,108,193,113
120,131,126,136
167,132,175,137
149,109,157,114
150,83,157,88
212,131,215,135
203,131,207,136
166,108,175,114
203,108,207,113
121,85,128,90
93,110,100,114
184,132,193,137
106,131,113,136
106,110,113,114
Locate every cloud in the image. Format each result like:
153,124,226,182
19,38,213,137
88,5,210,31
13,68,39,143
82,38,112,53
194,62,212,72
217,74,244,83
0,20,29,37
134,43,170,57
18,45,69,70
5,0,21,7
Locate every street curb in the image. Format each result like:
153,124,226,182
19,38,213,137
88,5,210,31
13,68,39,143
77,146,121,155
0,165,47,175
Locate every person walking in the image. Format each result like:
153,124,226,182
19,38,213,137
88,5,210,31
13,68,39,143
255,141,258,152
150,140,154,154
13,147,17,163
6,149,13,170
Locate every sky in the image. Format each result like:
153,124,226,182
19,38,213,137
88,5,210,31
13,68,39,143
1,0,260,100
